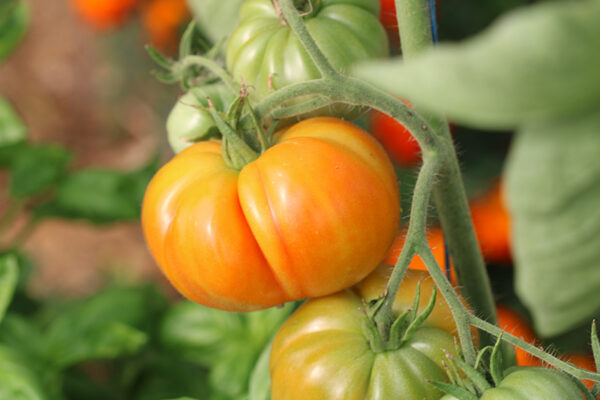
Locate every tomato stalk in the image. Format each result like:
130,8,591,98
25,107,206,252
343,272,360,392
393,0,510,360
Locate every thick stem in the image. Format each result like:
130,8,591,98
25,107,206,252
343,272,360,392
396,0,504,358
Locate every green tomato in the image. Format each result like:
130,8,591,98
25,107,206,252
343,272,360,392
226,0,388,122
166,84,234,154
441,367,584,400
270,273,457,400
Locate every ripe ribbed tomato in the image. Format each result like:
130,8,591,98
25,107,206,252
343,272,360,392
270,267,457,400
226,0,388,121
142,117,400,311
71,0,139,30
440,367,584,400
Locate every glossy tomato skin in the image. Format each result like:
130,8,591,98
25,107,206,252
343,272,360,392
370,110,422,166
166,84,234,154
441,367,583,400
226,0,388,122
71,0,139,30
142,117,400,311
270,268,457,400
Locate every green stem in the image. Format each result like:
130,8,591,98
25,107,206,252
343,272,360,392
277,0,339,79
471,316,600,384
419,247,477,364
179,55,240,93
372,153,438,342
396,0,504,358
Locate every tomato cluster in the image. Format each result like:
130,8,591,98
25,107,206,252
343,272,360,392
139,0,597,398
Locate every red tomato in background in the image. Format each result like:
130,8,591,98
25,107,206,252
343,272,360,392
71,0,139,30
370,109,422,167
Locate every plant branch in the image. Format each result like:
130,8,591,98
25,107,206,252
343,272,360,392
178,55,239,93
396,0,503,357
419,246,478,364
471,316,600,383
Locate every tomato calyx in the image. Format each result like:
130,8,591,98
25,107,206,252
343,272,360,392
362,281,438,353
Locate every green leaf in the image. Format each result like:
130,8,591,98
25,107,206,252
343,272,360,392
9,144,71,198
0,314,46,364
0,97,27,148
0,345,49,400
33,158,158,224
506,109,600,336
0,255,18,325
248,342,272,400
353,0,600,129
0,0,29,63
186,0,244,44
44,285,166,368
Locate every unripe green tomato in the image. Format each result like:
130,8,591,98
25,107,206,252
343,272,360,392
166,84,234,154
226,0,388,123
440,367,583,400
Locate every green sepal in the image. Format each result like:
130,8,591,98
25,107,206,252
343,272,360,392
146,45,174,70
489,334,504,386
452,357,492,394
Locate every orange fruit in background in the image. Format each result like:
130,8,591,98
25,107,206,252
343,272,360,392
470,181,512,264
71,0,140,30
142,0,190,52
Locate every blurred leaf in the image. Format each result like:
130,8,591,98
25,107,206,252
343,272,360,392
0,314,46,365
44,286,166,368
160,302,297,398
131,354,210,400
248,342,272,400
0,345,49,400
33,158,158,224
506,109,600,337
160,302,246,366
354,0,600,129
0,97,26,148
0,0,29,62
186,0,244,44
0,255,18,325
9,144,71,198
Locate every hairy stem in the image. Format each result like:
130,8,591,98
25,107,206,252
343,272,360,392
179,55,239,93
396,0,504,358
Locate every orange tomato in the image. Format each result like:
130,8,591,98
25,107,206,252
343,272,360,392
470,181,512,263
71,0,139,30
142,117,400,311
142,0,190,52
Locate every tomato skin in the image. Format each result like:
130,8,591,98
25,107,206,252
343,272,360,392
369,109,421,166
166,84,234,154
142,117,400,311
441,367,583,400
226,0,388,122
71,0,139,30
270,268,457,400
